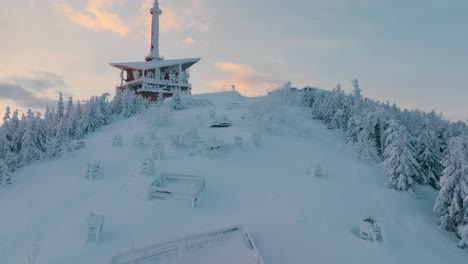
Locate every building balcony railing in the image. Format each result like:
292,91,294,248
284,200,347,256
116,77,192,92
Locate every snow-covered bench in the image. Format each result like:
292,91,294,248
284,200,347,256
210,116,232,128
110,225,264,264
86,214,104,243
73,141,86,150
191,139,225,157
148,173,205,208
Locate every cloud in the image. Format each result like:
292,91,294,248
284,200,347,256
208,61,278,96
263,55,284,65
0,83,57,109
183,37,195,44
10,71,68,91
0,71,68,109
53,0,130,37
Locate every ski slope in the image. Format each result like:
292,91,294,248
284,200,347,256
0,91,466,263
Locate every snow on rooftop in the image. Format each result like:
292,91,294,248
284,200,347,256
110,58,201,71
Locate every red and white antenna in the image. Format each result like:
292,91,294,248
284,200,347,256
145,0,162,61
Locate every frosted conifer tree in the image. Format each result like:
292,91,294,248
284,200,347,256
168,90,184,110
434,137,468,233
459,225,468,249
69,101,83,139
415,121,442,189
0,128,5,160
2,108,13,157
111,89,123,115
0,159,11,185
56,92,65,121
80,98,100,133
328,109,346,130
64,96,74,120
18,110,42,166
351,79,362,99
34,115,49,155
384,120,421,191
7,111,24,169
120,89,143,118
96,93,111,127
346,115,362,145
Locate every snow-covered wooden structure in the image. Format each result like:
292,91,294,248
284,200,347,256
112,135,123,147
141,158,155,177
110,0,200,101
152,143,164,160
359,217,383,242
110,225,264,264
148,173,205,208
85,161,101,179
86,214,104,243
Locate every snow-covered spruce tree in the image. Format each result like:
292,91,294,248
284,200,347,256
415,121,443,189
346,110,382,162
64,96,74,120
121,89,146,118
80,97,100,133
18,109,42,166
0,127,5,160
56,92,65,121
328,109,347,131
351,79,362,100
111,89,123,115
34,114,49,155
459,225,468,249
6,110,24,170
96,93,111,126
434,137,468,235
168,90,184,110
310,91,324,120
0,159,11,186
69,101,84,139
383,120,422,191
300,87,316,108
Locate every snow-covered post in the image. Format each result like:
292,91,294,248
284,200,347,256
86,214,104,243
252,132,261,146
26,244,40,264
153,143,164,159
235,136,244,149
314,164,324,178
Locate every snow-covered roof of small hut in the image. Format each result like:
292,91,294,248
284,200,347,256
110,58,201,71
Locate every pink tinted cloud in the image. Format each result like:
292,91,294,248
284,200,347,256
53,0,130,37
208,61,278,96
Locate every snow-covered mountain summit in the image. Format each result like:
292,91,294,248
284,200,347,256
0,91,466,264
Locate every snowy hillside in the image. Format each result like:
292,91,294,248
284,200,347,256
0,91,466,264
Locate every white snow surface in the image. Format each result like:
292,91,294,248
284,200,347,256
0,91,466,263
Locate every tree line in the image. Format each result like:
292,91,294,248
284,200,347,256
271,80,468,249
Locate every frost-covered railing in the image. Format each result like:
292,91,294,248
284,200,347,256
110,225,264,264
117,77,192,91
148,173,205,208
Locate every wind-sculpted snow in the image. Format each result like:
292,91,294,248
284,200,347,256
0,91,466,263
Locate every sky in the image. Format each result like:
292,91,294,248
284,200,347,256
0,0,467,121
